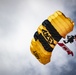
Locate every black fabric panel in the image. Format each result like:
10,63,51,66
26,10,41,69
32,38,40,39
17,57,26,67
34,31,53,52
42,19,62,42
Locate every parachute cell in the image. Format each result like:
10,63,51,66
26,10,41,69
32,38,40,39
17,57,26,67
30,11,74,65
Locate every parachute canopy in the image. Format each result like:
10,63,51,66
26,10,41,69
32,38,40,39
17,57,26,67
30,11,74,65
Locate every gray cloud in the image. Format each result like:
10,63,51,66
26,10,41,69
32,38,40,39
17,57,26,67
0,0,76,75
62,0,76,28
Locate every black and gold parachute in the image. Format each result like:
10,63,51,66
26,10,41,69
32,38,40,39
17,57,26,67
30,11,74,65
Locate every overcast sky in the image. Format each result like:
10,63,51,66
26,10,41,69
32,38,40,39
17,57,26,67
0,0,76,75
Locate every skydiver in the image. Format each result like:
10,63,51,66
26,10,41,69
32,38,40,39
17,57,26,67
63,35,75,44
74,35,76,41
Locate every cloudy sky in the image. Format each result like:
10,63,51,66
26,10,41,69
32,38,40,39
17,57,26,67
0,0,76,75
